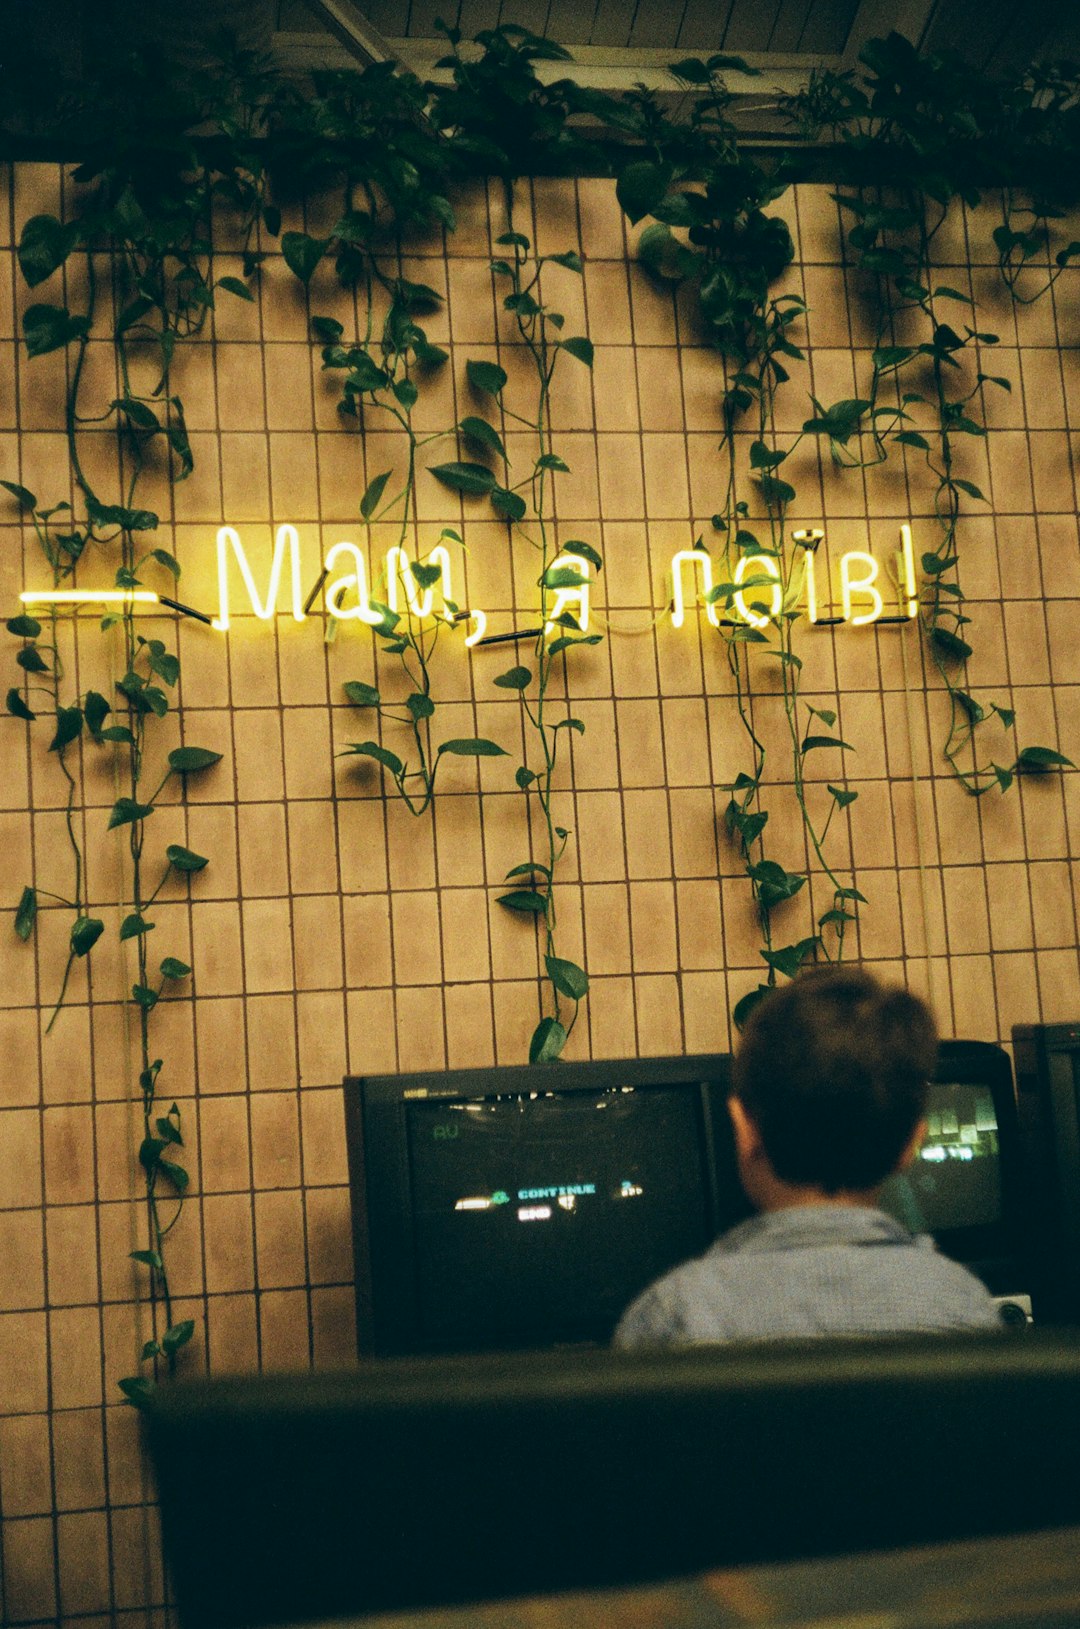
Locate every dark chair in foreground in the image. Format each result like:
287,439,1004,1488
148,1331,1080,1628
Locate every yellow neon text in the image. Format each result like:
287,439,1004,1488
20,590,159,606
733,552,782,629
899,523,919,619
323,541,383,625
839,550,884,626
544,553,591,636
386,545,454,623
213,524,305,632
669,551,719,629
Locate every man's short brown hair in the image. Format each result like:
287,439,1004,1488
732,966,938,1193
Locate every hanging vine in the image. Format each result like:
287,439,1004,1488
791,32,1076,797
5,40,279,1402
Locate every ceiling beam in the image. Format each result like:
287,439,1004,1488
386,39,839,99
293,0,396,66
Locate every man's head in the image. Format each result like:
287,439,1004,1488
731,966,938,1205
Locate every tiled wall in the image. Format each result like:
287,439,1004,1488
0,161,1078,1624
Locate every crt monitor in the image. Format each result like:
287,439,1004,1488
878,1038,1025,1294
344,1053,745,1356
1013,1021,1080,1322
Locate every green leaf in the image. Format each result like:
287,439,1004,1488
506,861,552,881
993,763,1014,793
809,706,836,727
992,704,1016,730
827,784,859,808
0,481,37,511
118,1376,156,1408
48,706,82,752
132,984,159,1010
18,215,77,287
120,913,153,942
459,416,506,460
818,907,857,926
466,359,507,397
98,725,134,743
16,646,48,673
437,738,508,757
281,231,330,286
930,627,973,662
547,251,583,273
71,916,104,956
87,499,159,532
516,767,536,789
393,377,418,410
548,634,602,655
801,735,854,752
430,461,496,495
160,957,191,979
873,346,916,372
14,886,37,941
168,747,222,773
357,470,391,521
151,548,181,580
545,955,588,1001
406,692,435,722
129,1249,163,1270
750,439,788,469
494,666,532,690
161,1318,194,1353
23,303,90,358
542,565,586,590
535,453,570,473
553,718,586,735
1016,746,1074,772
344,681,381,708
490,485,526,521
217,275,254,302
836,886,868,904
749,860,806,910
167,844,209,873
108,797,155,829
7,688,35,721
894,428,931,452
952,478,986,501
616,159,671,224
529,1016,568,1063
761,938,819,979
342,741,404,776
159,1160,189,1194
497,889,548,913
558,336,594,367
733,984,772,1030
115,296,155,336
112,396,160,431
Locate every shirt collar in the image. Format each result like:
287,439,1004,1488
714,1205,917,1255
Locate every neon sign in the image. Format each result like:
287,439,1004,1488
21,523,922,638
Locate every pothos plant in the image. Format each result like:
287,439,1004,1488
276,24,604,1061
603,54,871,1024
5,39,280,1401
788,31,1076,795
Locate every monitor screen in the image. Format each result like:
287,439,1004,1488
407,1085,713,1349
346,1054,741,1355
879,1080,1003,1235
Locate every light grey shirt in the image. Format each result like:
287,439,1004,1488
614,1205,1003,1349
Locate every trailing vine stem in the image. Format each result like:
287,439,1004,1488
5,45,278,1401
483,205,599,1062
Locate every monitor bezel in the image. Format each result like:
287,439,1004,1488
344,1053,738,1357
